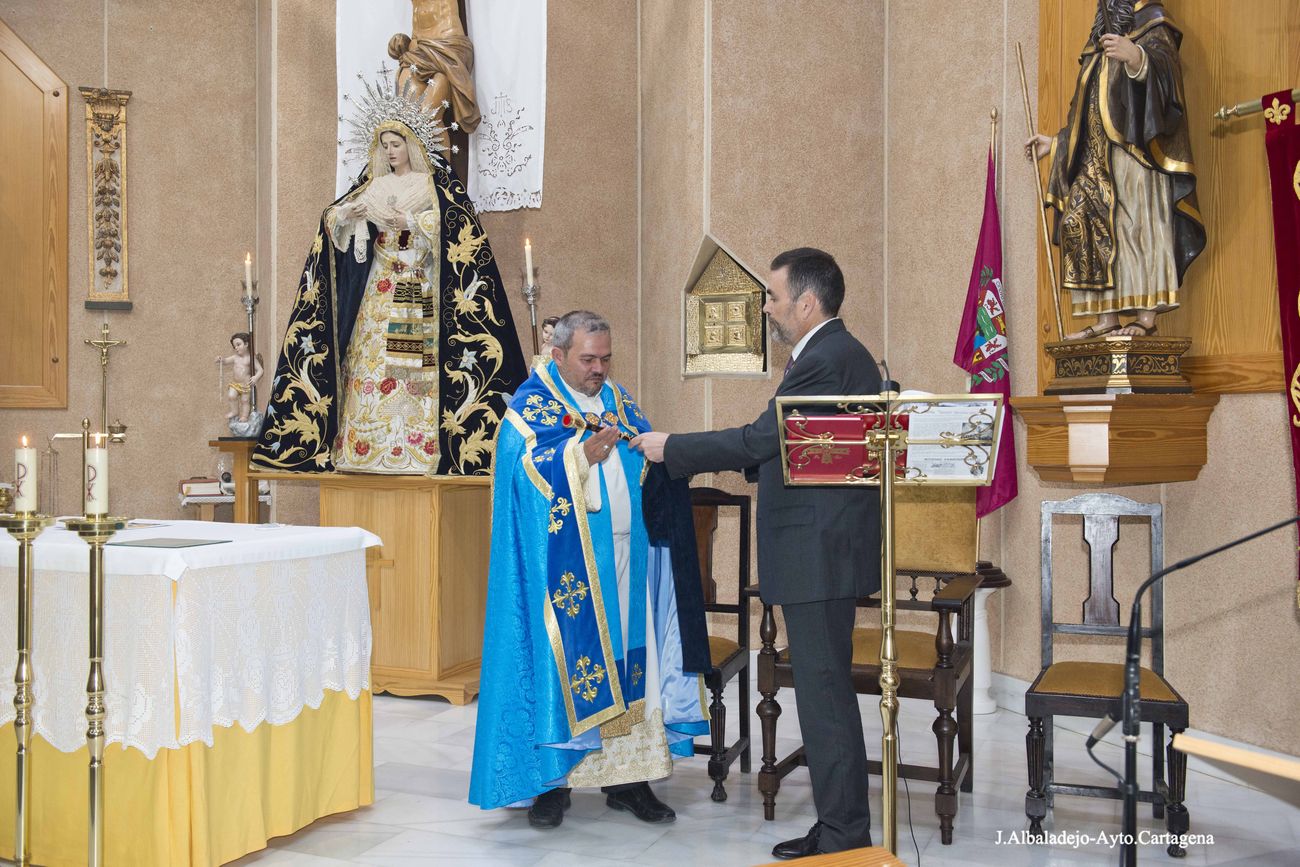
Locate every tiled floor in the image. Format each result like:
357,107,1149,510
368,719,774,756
233,671,1298,866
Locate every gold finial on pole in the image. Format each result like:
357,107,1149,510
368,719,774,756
1213,87,1300,121
1016,43,1066,342
990,107,999,170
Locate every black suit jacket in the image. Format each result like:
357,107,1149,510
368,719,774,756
664,319,882,605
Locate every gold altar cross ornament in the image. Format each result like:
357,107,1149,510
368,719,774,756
84,323,127,439
85,322,125,366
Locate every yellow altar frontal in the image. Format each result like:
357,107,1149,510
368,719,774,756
0,690,372,866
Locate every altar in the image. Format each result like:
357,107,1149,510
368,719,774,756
0,520,377,866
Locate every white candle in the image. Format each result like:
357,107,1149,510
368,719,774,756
14,436,37,513
244,252,253,295
524,238,535,286
85,434,109,516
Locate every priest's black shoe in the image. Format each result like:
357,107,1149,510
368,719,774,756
528,787,571,828
602,782,676,823
771,822,825,860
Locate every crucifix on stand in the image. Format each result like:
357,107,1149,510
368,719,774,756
84,322,128,443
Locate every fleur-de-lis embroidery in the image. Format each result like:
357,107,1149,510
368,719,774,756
532,447,556,466
522,395,563,423
551,571,588,618
1265,97,1291,125
630,663,643,686
548,496,572,534
570,655,605,703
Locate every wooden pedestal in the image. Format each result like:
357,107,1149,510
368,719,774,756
319,475,491,705
1012,393,1219,484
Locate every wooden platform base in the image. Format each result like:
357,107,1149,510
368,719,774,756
319,474,491,704
1012,393,1219,484
372,663,481,706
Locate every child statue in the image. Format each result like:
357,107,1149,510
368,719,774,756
216,332,264,423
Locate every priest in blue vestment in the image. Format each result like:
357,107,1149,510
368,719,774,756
469,310,710,828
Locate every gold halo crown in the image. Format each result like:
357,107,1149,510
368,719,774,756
340,64,458,168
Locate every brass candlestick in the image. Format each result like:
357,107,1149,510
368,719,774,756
521,278,541,357
241,280,260,411
63,514,127,867
0,511,54,867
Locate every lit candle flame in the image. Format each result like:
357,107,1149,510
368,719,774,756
21,435,27,448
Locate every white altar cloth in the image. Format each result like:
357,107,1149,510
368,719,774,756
0,520,378,758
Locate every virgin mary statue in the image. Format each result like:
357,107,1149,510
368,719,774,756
252,80,527,475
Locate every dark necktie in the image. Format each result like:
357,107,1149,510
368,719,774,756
784,356,794,376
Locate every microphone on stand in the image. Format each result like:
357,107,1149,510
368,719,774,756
1114,514,1300,866
877,358,900,394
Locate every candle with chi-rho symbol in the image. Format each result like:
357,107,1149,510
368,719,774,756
14,435,37,513
84,433,109,516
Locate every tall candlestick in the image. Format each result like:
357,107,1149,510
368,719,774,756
524,238,535,286
244,252,253,294
14,437,37,514
84,435,109,517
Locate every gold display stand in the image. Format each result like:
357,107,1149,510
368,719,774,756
1012,393,1219,484
776,393,1003,856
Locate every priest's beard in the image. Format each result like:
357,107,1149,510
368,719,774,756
1091,0,1135,40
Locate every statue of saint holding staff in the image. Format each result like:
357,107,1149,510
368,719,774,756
1026,0,1205,340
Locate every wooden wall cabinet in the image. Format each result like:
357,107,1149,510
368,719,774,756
319,475,492,705
0,20,67,408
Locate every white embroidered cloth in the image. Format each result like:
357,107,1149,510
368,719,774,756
0,521,377,758
466,0,547,211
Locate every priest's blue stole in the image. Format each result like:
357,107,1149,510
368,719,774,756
512,362,653,736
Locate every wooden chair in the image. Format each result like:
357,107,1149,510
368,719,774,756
1025,493,1190,857
690,486,754,802
755,487,985,845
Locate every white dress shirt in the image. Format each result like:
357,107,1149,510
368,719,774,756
790,317,838,363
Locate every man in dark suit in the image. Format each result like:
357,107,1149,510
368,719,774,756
633,247,882,859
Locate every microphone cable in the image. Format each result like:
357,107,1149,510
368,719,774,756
894,723,923,865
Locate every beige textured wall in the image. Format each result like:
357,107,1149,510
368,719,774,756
878,0,1300,755
639,0,884,475
0,0,258,520
479,0,640,393
638,0,885,640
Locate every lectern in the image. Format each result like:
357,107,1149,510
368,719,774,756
776,392,1003,855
